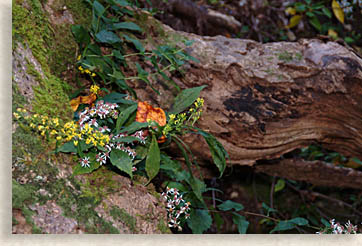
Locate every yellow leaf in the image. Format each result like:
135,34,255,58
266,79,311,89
332,0,344,24
285,15,302,29
285,7,296,16
328,29,338,39
70,97,81,111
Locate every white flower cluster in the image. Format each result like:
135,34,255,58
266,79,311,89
317,219,359,234
78,100,119,128
161,187,191,231
77,100,148,168
339,0,362,14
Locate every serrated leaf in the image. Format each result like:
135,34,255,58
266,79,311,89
218,200,244,212
96,30,121,44
170,85,206,114
187,209,212,234
285,15,302,29
111,22,142,32
274,179,285,193
232,213,249,234
145,134,160,182
332,0,344,24
110,149,133,177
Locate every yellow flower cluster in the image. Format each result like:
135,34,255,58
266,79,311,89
90,84,100,95
14,108,62,139
78,66,96,77
162,98,205,136
79,123,110,147
13,108,110,148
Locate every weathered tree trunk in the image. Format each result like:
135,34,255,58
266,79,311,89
136,20,362,189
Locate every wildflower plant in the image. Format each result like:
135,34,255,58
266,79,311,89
317,219,359,234
162,187,191,231
13,0,231,234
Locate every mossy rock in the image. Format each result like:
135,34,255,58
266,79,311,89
12,0,170,234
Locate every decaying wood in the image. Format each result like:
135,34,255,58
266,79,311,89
150,0,241,36
133,15,362,188
255,159,362,190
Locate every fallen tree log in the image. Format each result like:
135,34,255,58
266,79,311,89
255,158,362,190
133,16,362,188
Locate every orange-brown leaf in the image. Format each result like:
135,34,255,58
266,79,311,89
70,97,81,111
136,101,166,126
80,93,97,105
70,93,97,112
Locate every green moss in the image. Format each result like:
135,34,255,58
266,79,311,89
12,180,36,208
79,166,120,203
110,206,137,232
277,51,294,62
12,0,53,72
157,219,171,233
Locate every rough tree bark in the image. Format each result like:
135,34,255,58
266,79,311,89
134,18,362,189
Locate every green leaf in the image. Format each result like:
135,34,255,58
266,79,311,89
145,134,160,182
111,136,139,143
163,181,187,192
232,213,249,234
262,202,277,216
194,129,227,177
96,30,122,44
187,209,212,234
93,0,106,16
344,37,354,44
111,22,142,32
71,25,90,46
306,12,315,17
116,104,138,132
188,177,206,203
322,7,332,18
321,218,330,227
274,179,285,193
218,200,244,212
73,152,100,175
170,85,206,114
351,157,362,165
110,149,133,178
122,34,145,52
309,16,322,31
270,217,309,233
100,92,127,103
57,141,77,153
120,122,148,134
